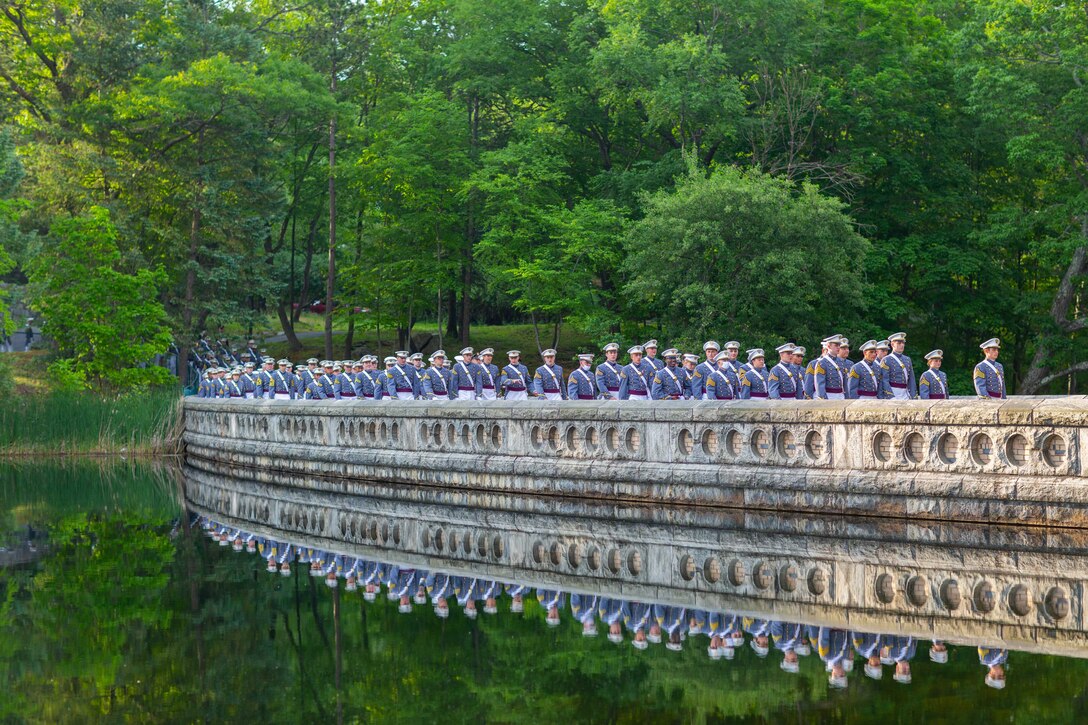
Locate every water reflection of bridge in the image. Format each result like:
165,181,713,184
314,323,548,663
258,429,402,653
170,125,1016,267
183,464,1087,658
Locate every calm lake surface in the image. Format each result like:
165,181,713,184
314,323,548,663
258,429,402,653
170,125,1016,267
2,462,1088,723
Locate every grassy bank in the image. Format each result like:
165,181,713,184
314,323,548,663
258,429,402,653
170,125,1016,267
0,389,181,457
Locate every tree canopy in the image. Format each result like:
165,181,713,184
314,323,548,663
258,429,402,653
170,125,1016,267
1,0,1087,393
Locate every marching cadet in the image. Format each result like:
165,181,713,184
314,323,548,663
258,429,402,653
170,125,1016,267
385,353,417,400
226,368,244,398
452,347,480,400
408,353,425,377
296,358,319,396
255,357,275,398
421,351,453,401
738,349,770,399
679,354,699,398
690,341,720,400
837,338,854,376
643,340,664,371
395,351,421,397
650,351,686,399
358,357,383,400
881,332,917,399
813,336,847,399
500,351,531,400
302,369,326,399
846,341,882,399
336,363,357,401
978,646,1007,689
533,349,566,400
245,339,261,362
974,338,1006,399
197,370,211,398
568,354,598,400
704,351,737,400
594,343,623,399
873,341,891,398
240,361,258,399
719,342,744,392
348,360,365,397
618,346,652,400
918,350,949,399
768,343,802,400
271,359,296,400
476,349,500,400
324,361,345,399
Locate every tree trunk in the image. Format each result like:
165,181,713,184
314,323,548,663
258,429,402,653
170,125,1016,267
445,289,458,339
324,64,337,361
295,201,322,323
277,304,302,351
1019,240,1088,394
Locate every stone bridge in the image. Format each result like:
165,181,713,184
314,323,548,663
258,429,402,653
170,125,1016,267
183,396,1088,527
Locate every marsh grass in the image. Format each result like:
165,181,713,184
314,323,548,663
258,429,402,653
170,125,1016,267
0,389,182,457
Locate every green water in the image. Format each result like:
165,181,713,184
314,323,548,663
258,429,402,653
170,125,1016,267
2,463,1087,724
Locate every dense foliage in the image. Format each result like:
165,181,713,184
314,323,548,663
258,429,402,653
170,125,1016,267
1,0,1087,392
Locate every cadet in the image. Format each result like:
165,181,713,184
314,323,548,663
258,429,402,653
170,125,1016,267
568,354,597,400
245,339,261,362
768,343,802,400
397,351,422,397
837,338,854,376
348,360,366,397
643,340,664,371
974,338,1006,399
302,369,326,399
533,349,566,400
813,336,847,399
271,359,296,400
873,341,891,398
385,353,417,400
500,351,531,400
790,346,809,398
690,341,720,400
846,341,882,398
881,332,917,399
255,357,275,398
679,354,699,398
452,347,480,400
918,350,949,400
318,361,341,399
595,343,623,399
738,349,770,399
650,351,686,399
704,351,737,400
197,370,211,398
409,353,425,376
240,361,258,399
297,358,319,396
336,363,357,401
476,348,500,400
617,346,651,400
719,342,744,392
421,351,453,401
365,356,385,400
225,368,244,398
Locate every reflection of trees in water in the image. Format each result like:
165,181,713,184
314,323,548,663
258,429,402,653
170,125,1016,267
4,506,1088,720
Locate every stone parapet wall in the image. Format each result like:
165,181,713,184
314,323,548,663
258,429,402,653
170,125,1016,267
183,397,1088,526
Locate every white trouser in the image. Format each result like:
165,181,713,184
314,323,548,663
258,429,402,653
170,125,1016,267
826,392,845,400
431,396,449,403
245,392,254,399
505,390,528,401
396,391,415,400
479,388,497,400
890,387,910,400
627,392,649,401
274,393,291,400
456,389,476,401
542,391,562,401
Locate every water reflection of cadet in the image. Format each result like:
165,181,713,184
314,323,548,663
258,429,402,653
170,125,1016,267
625,602,655,650
500,352,531,401
979,647,1008,689
595,343,623,399
505,582,528,613
478,579,501,614
743,617,772,657
817,627,853,689
654,605,686,652
687,610,717,659
360,561,382,601
536,589,564,627
771,621,806,673
853,631,886,680
883,635,916,684
453,576,480,619
426,572,453,618
929,640,949,664
570,594,601,637
598,598,626,644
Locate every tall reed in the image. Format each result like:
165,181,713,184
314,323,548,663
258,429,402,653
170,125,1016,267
0,390,182,457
